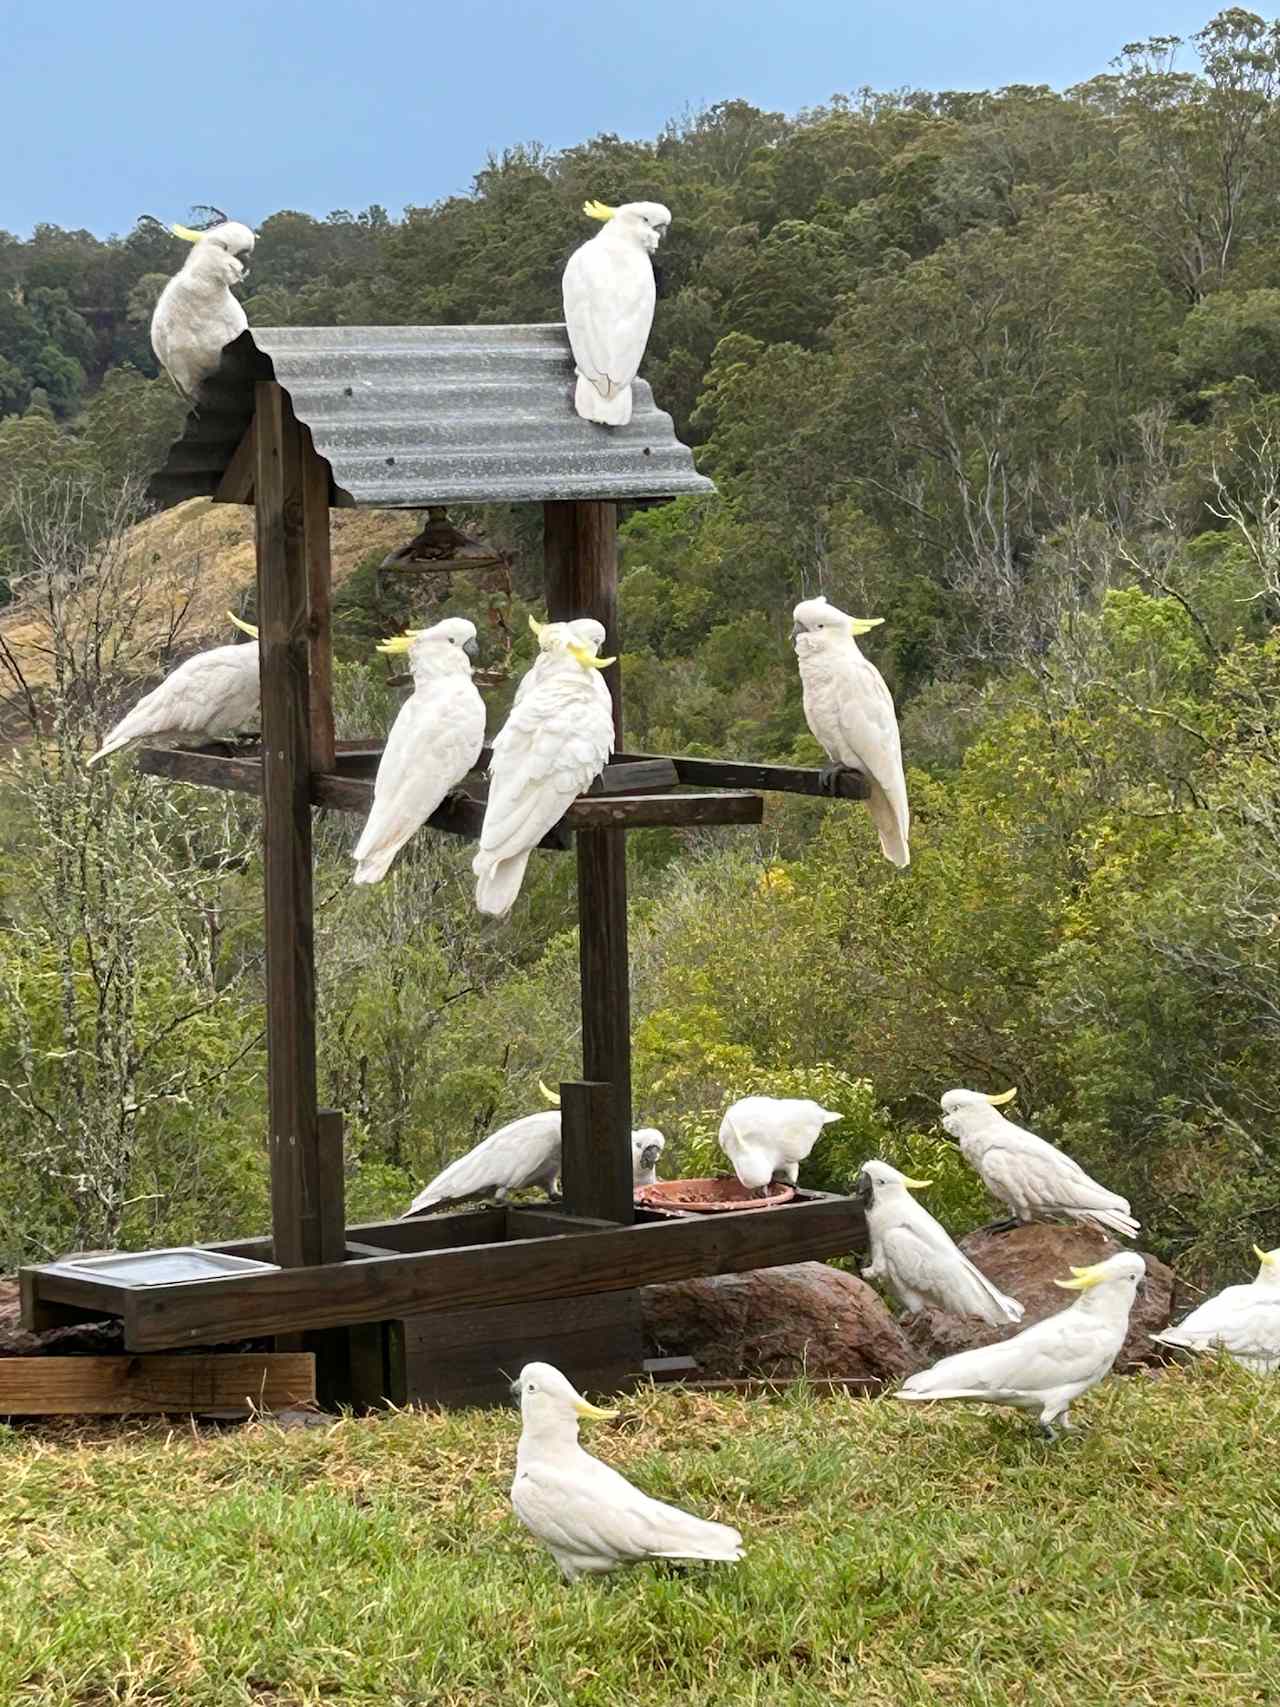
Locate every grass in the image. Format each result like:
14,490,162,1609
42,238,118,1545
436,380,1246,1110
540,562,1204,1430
0,1367,1277,1707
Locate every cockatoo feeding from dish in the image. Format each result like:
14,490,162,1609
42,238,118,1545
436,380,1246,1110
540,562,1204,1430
717,1095,841,1195
562,198,670,427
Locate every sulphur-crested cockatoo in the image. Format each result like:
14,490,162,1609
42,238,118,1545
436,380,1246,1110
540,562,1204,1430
941,1088,1139,1239
150,216,256,399
90,614,259,764
473,616,615,916
402,1086,665,1215
895,1251,1146,1437
352,617,485,885
792,596,910,867
718,1095,841,1195
562,198,670,427
856,1159,1025,1325
510,1361,744,1581
1153,1246,1280,1373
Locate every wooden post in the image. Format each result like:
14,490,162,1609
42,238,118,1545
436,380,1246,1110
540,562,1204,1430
256,381,330,1270
559,1081,631,1225
543,501,633,1226
302,436,336,772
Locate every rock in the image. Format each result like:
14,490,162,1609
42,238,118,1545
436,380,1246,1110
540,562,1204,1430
898,1223,1175,1373
641,1261,917,1385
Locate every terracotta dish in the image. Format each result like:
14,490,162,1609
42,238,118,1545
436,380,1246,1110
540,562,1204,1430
634,1177,797,1215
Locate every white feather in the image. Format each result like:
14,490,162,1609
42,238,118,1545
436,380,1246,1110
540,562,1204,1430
717,1095,841,1191
562,202,669,428
403,1114,666,1215
90,640,258,763
151,220,255,398
1154,1251,1280,1372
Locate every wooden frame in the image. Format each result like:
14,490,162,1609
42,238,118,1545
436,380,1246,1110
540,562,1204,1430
20,375,872,1408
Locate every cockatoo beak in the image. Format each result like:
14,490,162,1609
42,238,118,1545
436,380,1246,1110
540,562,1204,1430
583,199,617,221
902,1176,933,1190
538,1079,561,1107
463,637,480,658
170,223,205,243
376,631,425,654
568,642,616,670
790,621,803,640
1054,1262,1110,1292
227,612,258,638
573,1396,620,1420
849,618,884,635
985,1088,1018,1106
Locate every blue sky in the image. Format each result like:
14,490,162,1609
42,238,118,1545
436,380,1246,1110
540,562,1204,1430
2,0,1221,238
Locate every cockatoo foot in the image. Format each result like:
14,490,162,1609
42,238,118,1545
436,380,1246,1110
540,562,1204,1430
979,1216,1023,1236
1035,1421,1059,1442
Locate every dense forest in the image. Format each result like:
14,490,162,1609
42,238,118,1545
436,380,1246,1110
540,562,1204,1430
2,9,1279,1287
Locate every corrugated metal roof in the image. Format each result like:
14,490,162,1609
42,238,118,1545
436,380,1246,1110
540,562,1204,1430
147,324,715,511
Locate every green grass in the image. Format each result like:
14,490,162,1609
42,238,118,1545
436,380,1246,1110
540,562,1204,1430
0,1368,1277,1706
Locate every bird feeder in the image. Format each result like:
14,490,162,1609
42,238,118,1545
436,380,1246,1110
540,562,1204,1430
19,323,873,1409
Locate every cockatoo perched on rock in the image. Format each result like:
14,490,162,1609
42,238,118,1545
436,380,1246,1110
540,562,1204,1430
510,1362,744,1581
1154,1246,1280,1373
941,1089,1139,1240
792,597,910,868
150,213,256,399
718,1095,841,1195
402,1089,665,1215
89,614,259,764
351,617,486,885
472,616,615,916
856,1160,1025,1325
895,1251,1146,1437
562,198,670,426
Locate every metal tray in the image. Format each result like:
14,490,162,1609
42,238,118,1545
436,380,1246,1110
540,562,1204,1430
49,1248,280,1288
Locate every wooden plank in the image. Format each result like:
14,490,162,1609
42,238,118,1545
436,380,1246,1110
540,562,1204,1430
17,1270,107,1334
343,1241,401,1260
121,1195,867,1348
504,1209,623,1239
544,500,622,739
255,380,323,1273
575,829,633,1217
207,1208,508,1262
302,436,336,772
0,1354,315,1417
214,419,257,504
618,752,872,801
559,1081,633,1226
315,1108,348,1267
566,792,762,830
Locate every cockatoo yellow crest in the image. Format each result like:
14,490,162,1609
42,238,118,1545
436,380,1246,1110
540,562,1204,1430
376,630,427,654
227,612,258,638
582,200,617,221
849,617,884,635
1054,1262,1112,1292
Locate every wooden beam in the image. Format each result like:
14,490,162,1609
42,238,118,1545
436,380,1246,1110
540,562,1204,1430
558,1081,634,1226
206,1207,508,1262
314,1108,348,1266
302,435,336,772
255,380,322,1272
543,500,622,739
0,1354,315,1417
119,1195,867,1348
618,752,872,801
214,419,256,504
505,1208,623,1238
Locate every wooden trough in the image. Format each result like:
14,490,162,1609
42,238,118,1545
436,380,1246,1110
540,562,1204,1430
19,324,871,1411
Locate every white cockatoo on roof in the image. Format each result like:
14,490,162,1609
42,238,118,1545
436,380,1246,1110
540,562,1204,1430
351,617,486,885
895,1251,1146,1438
856,1159,1025,1325
510,1361,744,1581
89,614,259,764
941,1089,1139,1240
150,212,256,399
717,1095,841,1195
1154,1246,1280,1373
792,596,910,867
402,1083,665,1215
562,198,670,427
472,616,615,916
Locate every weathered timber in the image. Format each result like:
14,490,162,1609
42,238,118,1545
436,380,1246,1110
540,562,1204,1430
206,1208,507,1262
560,1081,633,1226
314,1108,348,1267
255,381,323,1273
544,500,622,739
504,1209,623,1239
0,1354,315,1417
565,792,761,830
214,420,256,504
332,750,679,795
119,1195,866,1348
618,752,872,801
302,436,336,771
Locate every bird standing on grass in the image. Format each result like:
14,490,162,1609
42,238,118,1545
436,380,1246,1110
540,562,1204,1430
89,614,259,765
510,1361,744,1581
1154,1246,1280,1373
562,198,671,426
351,617,486,885
473,616,615,917
895,1251,1146,1438
856,1159,1025,1325
149,213,256,399
718,1095,841,1195
941,1088,1140,1240
792,596,910,867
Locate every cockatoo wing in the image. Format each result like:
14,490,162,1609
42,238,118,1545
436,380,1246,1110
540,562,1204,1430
513,1451,743,1569
562,240,656,400
93,645,258,759
882,1217,1024,1323
479,673,613,862
900,1307,1121,1401
353,679,485,881
405,1111,561,1213
1156,1286,1280,1364
977,1132,1137,1233
828,654,909,865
